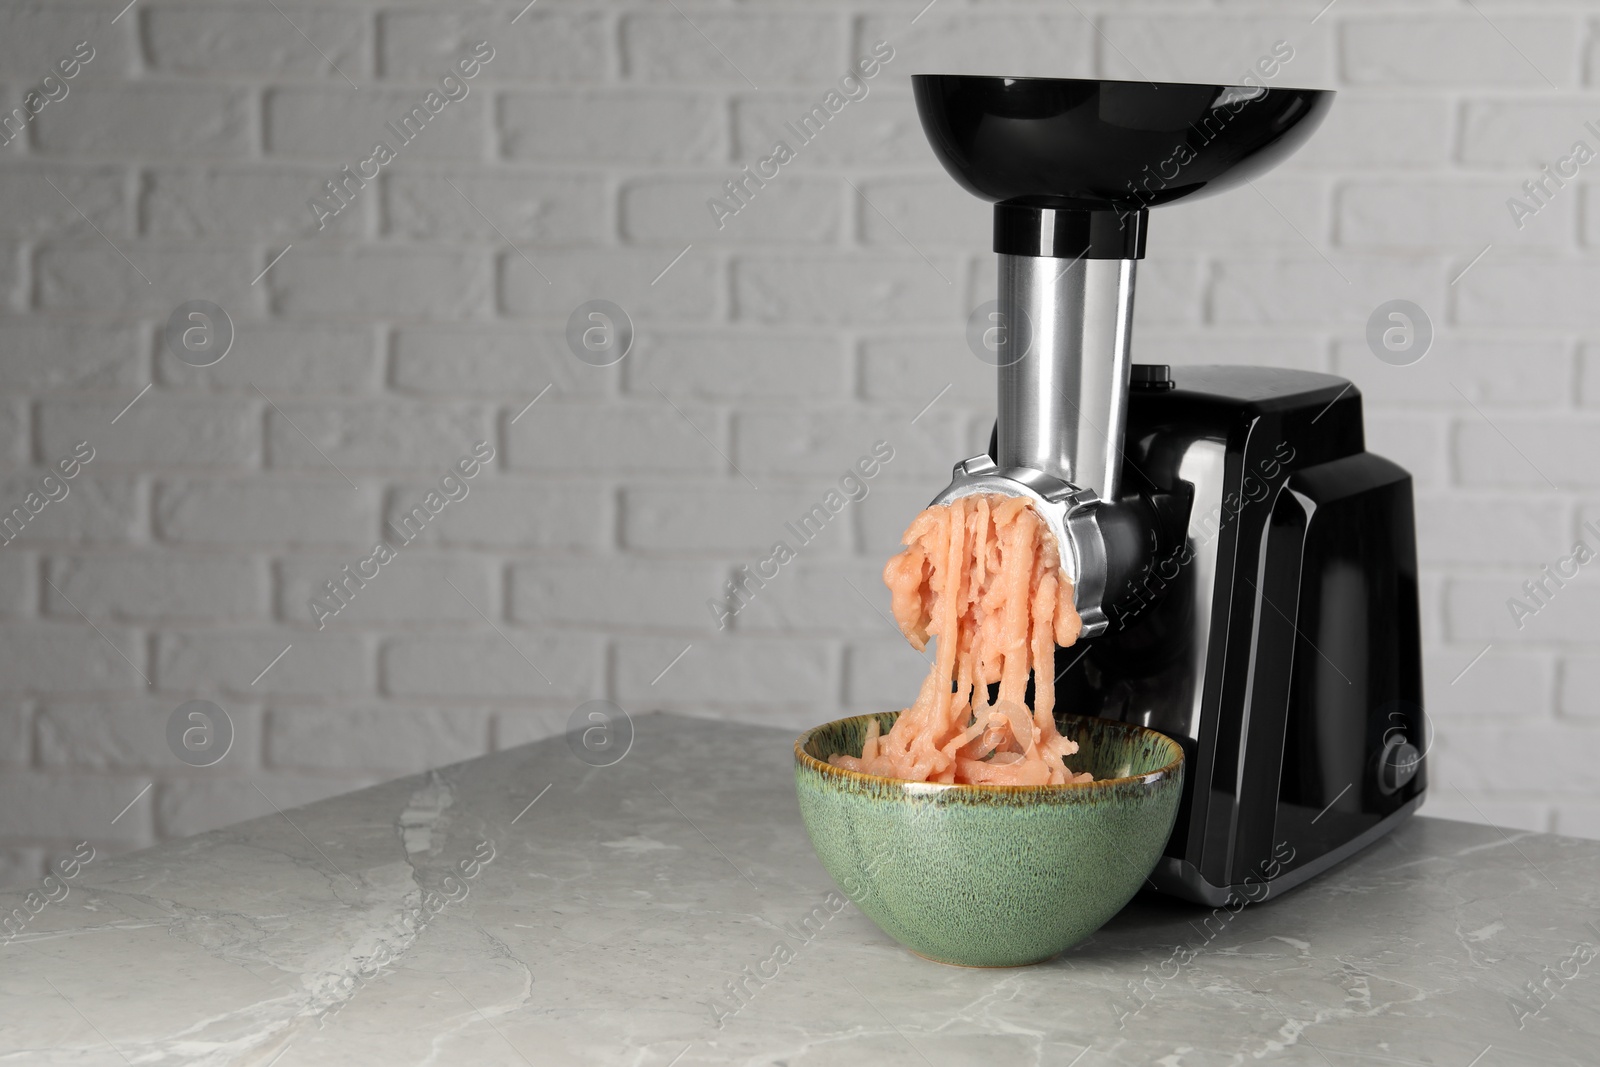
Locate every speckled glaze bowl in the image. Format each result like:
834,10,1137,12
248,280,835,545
795,712,1184,967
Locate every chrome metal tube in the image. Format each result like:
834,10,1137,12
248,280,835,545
995,255,1137,503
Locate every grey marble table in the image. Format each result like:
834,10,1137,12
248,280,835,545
2,711,1596,1066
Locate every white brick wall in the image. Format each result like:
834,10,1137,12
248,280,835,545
1,0,1597,884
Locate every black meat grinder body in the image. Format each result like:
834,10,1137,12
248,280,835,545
1057,365,1426,905
913,75,1427,905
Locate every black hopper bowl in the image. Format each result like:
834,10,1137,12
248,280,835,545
912,75,1333,252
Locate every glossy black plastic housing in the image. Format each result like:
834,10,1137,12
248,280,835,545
1052,366,1425,900
912,75,1334,257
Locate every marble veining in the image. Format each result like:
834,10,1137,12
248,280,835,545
0,711,1596,1065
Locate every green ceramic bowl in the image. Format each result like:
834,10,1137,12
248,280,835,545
795,712,1184,967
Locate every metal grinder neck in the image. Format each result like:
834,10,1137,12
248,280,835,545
991,205,1144,504
995,253,1136,503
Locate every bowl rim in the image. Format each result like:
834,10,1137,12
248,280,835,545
795,711,1184,795
909,73,1336,99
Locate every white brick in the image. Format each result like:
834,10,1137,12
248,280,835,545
1455,417,1600,488
1579,186,1600,248
157,775,369,839
733,410,956,480
614,636,836,706
0,622,144,692
1583,35,1600,90
1559,656,1600,718
859,15,1093,81
266,401,490,472
0,8,131,80
278,554,494,627
1414,495,1569,566
734,559,900,636
33,85,251,157
155,479,378,546
0,164,127,239
511,559,721,631
160,323,380,394
1419,794,1549,836
1341,17,1578,87
622,176,842,244
381,633,600,701
1432,724,1595,794
1577,345,1600,407
0,554,32,617
1333,338,1572,409
733,255,962,325
157,630,370,696
37,697,262,770
0,774,152,845
624,14,840,85
267,88,489,162
1552,501,1600,539
622,483,854,555
147,6,371,79
1455,259,1600,328
0,475,140,547
0,322,143,391
269,247,492,321
624,331,847,401
733,91,922,166
46,554,268,622
1551,804,1600,841
502,248,717,322
1423,647,1551,720
384,481,605,550
386,171,606,243
859,333,992,406
1366,412,1446,490
1130,256,1204,326
40,398,259,468
1337,181,1573,249
1280,97,1450,173
380,12,606,83
37,244,263,315
854,178,988,249
1419,571,1443,649
1098,18,1329,85
1444,575,1600,645
1157,177,1325,249
392,326,608,398
501,91,723,164
0,85,22,157
0,399,23,469
266,706,488,772
1212,255,1444,326
0,700,29,766
845,637,932,708
505,403,725,474
1461,100,1599,168
1015,0,1212,6
859,484,944,558
490,708,569,751
0,242,20,312
143,165,368,240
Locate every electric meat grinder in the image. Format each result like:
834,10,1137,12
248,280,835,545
913,75,1426,905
